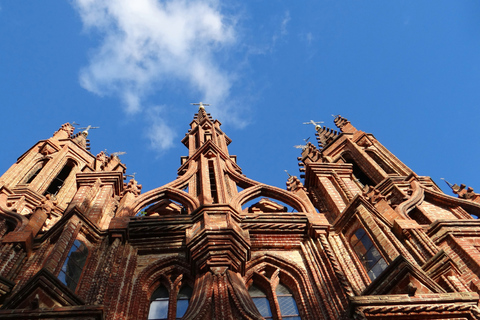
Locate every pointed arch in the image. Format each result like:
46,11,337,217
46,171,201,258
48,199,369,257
128,256,193,320
130,187,200,216
22,159,49,184
232,184,312,213
43,158,78,197
0,194,29,232
245,253,324,320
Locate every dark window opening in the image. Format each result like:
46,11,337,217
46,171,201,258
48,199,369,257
23,160,48,184
44,162,74,196
195,133,199,149
351,228,388,281
26,167,43,184
58,239,88,291
342,154,374,187
196,171,201,196
366,151,396,174
208,161,218,203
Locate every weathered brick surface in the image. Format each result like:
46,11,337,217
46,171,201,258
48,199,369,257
0,115,480,319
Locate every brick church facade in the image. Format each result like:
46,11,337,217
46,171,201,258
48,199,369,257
0,106,480,319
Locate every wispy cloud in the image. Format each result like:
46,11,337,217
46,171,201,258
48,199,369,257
245,10,291,56
72,0,237,149
145,106,176,151
280,10,291,36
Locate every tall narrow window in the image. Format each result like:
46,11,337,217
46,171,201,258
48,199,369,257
149,285,169,320
249,284,272,319
342,153,374,187
196,171,201,196
365,151,396,174
148,284,192,320
208,161,218,203
351,228,388,281
276,283,301,320
44,161,74,196
23,160,48,184
195,133,199,149
58,239,88,291
176,285,192,319
249,282,301,320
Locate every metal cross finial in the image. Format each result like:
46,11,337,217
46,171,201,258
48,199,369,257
303,120,324,132
191,102,210,110
294,137,311,151
111,151,126,157
104,150,126,157
77,125,100,137
125,172,137,180
294,145,307,150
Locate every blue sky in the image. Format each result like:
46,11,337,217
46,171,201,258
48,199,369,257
1,1,479,195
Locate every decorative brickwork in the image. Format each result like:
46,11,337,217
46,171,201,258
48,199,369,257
0,112,479,319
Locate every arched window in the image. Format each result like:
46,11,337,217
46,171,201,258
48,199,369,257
148,284,192,320
44,160,75,196
351,228,388,281
58,239,88,291
23,160,49,184
276,283,301,320
176,285,192,319
342,153,374,187
149,285,169,320
249,284,272,319
248,282,301,320
365,150,396,175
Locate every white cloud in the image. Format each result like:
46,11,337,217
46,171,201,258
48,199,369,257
280,10,290,36
145,106,176,151
268,10,290,53
72,0,237,149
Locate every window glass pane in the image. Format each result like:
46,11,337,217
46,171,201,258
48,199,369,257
368,257,388,281
252,297,272,318
176,285,192,318
353,229,366,243
278,296,300,317
249,284,272,318
248,284,266,297
58,240,88,291
148,300,169,320
351,228,388,281
275,283,292,295
151,285,169,300
359,233,373,252
365,246,381,266
57,269,67,285
177,285,193,299
176,299,189,319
